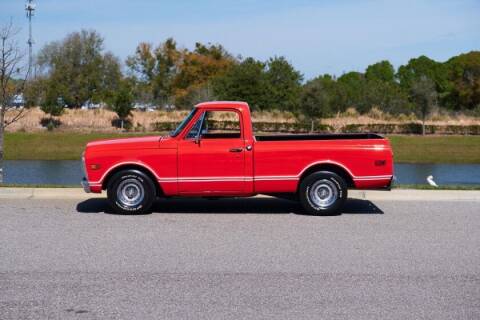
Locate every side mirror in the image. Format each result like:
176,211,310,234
194,135,201,145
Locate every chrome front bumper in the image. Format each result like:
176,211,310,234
81,151,90,193
81,177,91,193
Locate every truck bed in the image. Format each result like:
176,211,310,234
255,133,384,141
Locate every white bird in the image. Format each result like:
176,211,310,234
427,175,438,187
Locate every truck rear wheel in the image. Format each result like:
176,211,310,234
107,169,156,215
299,171,347,215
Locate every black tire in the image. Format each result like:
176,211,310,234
107,169,156,215
299,171,347,215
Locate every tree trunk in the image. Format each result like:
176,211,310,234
422,118,426,136
310,119,314,133
121,119,124,130
0,108,4,184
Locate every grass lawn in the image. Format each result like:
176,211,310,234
4,132,154,160
388,135,480,163
4,132,480,163
393,184,480,190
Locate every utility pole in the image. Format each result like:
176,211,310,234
25,0,36,78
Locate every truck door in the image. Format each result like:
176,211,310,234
177,109,246,194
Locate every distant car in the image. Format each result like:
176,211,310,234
81,101,102,109
164,104,176,110
82,101,394,215
133,103,147,111
12,94,25,108
133,103,156,112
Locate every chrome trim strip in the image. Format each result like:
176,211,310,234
155,175,392,183
353,175,393,180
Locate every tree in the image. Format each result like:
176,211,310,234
98,52,123,104
337,72,368,112
173,42,235,107
411,76,437,135
360,60,411,114
264,56,303,111
0,22,30,183
336,69,411,115
300,75,337,132
445,51,480,110
212,56,303,111
40,84,64,129
37,30,122,108
397,55,449,107
127,40,236,108
126,38,181,106
363,80,411,115
153,38,180,105
365,60,395,82
111,80,134,130
213,57,269,110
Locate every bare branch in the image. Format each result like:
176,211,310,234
5,108,30,127
1,20,29,128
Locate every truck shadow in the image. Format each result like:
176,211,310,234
76,197,383,215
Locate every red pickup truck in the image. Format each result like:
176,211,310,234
82,101,393,215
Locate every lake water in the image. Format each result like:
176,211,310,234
3,160,480,186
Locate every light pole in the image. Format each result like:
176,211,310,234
25,0,36,79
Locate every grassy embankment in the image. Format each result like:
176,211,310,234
393,184,480,190
4,132,480,163
387,135,480,163
5,132,148,161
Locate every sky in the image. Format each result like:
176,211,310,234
1,0,479,80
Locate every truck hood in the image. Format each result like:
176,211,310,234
86,135,174,151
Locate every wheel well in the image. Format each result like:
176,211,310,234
299,163,355,188
102,164,162,196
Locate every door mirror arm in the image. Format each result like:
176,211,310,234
194,112,206,145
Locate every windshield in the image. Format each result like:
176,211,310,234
169,108,197,137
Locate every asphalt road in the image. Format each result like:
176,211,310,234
1,197,479,319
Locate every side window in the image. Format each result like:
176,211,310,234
185,110,241,139
202,110,241,139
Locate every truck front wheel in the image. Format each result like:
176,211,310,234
107,169,156,214
299,171,347,215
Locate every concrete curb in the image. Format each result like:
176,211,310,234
348,189,480,201
0,187,480,201
0,188,103,200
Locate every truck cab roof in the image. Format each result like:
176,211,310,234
195,101,249,109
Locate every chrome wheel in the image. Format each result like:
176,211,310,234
308,179,338,209
116,179,145,207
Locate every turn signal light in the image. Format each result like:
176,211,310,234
374,160,386,166
90,164,101,170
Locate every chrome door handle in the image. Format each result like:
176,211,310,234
229,148,243,152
